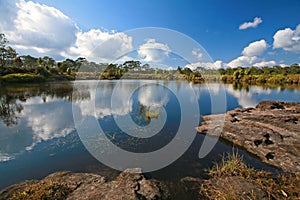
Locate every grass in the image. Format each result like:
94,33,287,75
0,73,75,84
200,150,300,200
10,180,72,200
0,73,46,83
207,150,255,179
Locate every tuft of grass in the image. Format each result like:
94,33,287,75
208,150,255,179
200,150,300,200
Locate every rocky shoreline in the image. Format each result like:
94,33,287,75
197,100,300,173
1,100,300,199
0,169,170,200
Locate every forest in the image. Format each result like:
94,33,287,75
1,33,300,84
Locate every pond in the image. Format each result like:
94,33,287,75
0,80,299,192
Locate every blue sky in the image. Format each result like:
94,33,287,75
0,0,300,69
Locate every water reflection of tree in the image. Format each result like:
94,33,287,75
0,83,90,126
0,95,23,126
137,103,160,123
231,82,300,92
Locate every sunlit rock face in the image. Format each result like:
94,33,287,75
197,101,300,172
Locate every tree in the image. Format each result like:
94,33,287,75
182,67,193,75
0,95,23,126
66,67,71,75
0,33,17,67
42,56,55,69
21,55,38,68
233,70,240,80
218,68,226,75
57,59,76,72
37,57,43,67
177,66,183,73
14,57,23,68
122,60,141,70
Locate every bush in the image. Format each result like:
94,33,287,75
35,66,51,77
0,73,46,83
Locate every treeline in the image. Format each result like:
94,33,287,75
216,65,300,84
0,33,300,84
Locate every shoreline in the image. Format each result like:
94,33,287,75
197,100,300,173
1,72,300,86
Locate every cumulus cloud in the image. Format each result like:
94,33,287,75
273,24,300,53
0,0,133,61
226,40,275,68
138,39,171,62
239,17,263,30
242,40,268,56
192,48,203,60
227,56,258,68
185,60,223,70
69,29,133,62
253,60,277,67
0,0,78,59
226,56,275,68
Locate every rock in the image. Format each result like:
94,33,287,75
180,177,202,191
0,170,169,200
196,101,300,172
200,176,268,200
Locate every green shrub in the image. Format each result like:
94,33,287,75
0,73,46,83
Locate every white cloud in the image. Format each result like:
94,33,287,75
0,0,133,62
252,60,276,67
239,17,263,30
0,0,78,59
226,56,276,68
138,85,169,108
192,48,203,60
273,24,300,53
0,97,75,162
22,101,74,148
225,84,272,108
227,56,258,68
185,60,223,70
137,39,171,62
69,29,133,62
242,40,268,56
226,39,275,68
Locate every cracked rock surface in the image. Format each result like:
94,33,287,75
0,169,169,200
197,101,300,172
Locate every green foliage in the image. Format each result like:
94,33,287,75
11,180,72,200
35,66,51,77
233,70,240,80
0,32,300,85
0,33,17,67
0,73,45,83
66,67,71,75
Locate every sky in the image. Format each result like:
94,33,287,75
0,0,300,69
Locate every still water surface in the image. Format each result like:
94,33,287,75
0,80,299,191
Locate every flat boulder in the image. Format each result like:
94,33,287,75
197,101,300,172
0,169,169,200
